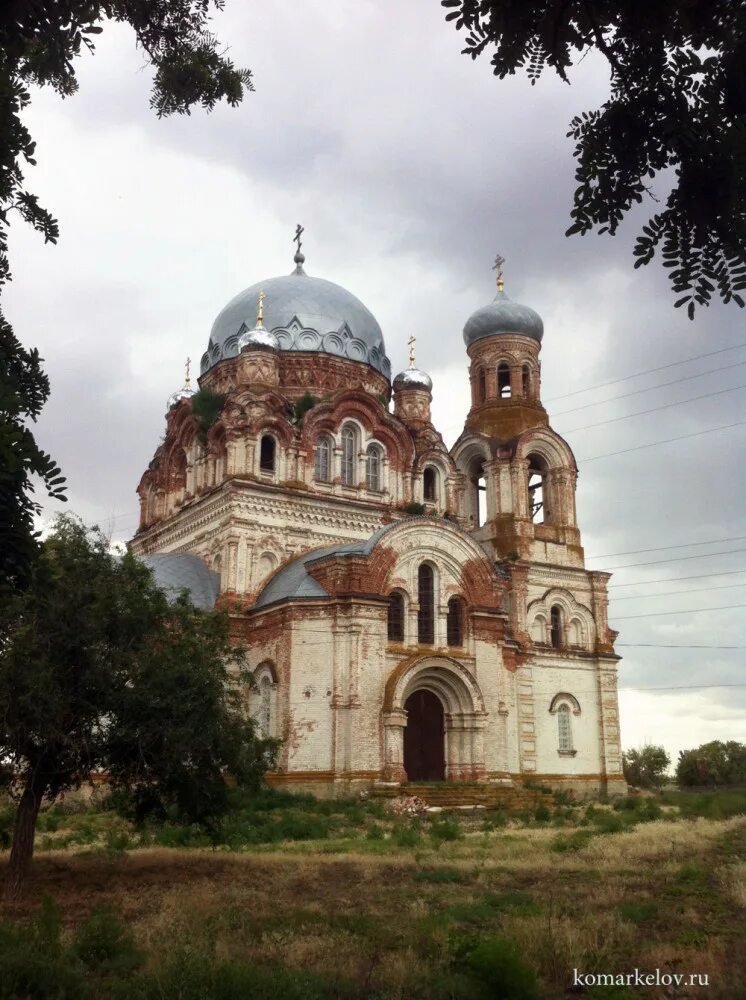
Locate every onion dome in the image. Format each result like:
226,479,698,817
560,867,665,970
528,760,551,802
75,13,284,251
167,358,196,410
393,367,432,391
202,236,390,379
237,289,279,351
393,334,432,391
463,258,543,346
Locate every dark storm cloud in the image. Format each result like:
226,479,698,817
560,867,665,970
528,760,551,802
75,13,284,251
5,0,744,757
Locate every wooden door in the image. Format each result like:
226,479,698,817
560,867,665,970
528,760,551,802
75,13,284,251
403,690,445,782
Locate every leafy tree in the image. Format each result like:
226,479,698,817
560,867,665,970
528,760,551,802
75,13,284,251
0,516,277,902
0,1,252,593
442,1,746,317
676,740,746,787
622,744,671,789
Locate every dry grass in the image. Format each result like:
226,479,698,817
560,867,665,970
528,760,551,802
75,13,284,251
1,797,745,999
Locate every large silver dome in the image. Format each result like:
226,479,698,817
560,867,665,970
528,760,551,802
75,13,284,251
463,289,543,346
202,263,391,379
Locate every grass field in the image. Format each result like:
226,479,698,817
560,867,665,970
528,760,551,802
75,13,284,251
1,789,745,999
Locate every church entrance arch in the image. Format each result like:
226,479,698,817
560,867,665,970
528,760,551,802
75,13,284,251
383,655,488,784
403,690,445,781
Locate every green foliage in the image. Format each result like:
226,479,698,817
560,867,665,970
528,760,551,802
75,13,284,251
617,900,659,925
413,866,469,884
365,823,385,841
393,824,422,847
190,388,227,444
0,316,67,594
0,516,277,896
429,818,463,842
623,744,671,788
551,829,594,853
533,804,550,823
676,740,746,787
459,937,540,1000
292,392,318,423
71,905,143,976
399,501,426,516
0,898,87,999
661,789,746,819
442,0,746,316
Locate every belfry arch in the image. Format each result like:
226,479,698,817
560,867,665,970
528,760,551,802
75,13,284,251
382,656,488,783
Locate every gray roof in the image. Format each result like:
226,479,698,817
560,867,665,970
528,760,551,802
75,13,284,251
253,524,394,610
202,264,391,379
393,366,433,391
139,553,220,610
463,289,544,346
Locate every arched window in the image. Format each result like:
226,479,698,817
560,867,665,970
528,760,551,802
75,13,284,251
470,458,486,527
366,444,383,491
314,435,332,482
387,591,405,642
417,563,435,644
497,362,511,398
341,425,357,486
259,676,272,738
522,363,531,398
557,704,573,752
446,596,463,647
477,367,486,403
260,435,276,473
550,605,563,649
527,453,548,523
423,466,438,503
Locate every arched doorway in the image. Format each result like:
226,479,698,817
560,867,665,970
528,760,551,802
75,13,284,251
403,690,445,781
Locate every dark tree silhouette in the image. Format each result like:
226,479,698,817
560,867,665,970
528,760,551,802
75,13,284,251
443,0,746,317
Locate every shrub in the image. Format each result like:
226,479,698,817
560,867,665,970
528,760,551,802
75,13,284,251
393,825,421,847
0,898,86,999
71,905,143,976
366,824,385,841
551,829,594,853
429,819,462,843
190,388,227,444
533,804,551,823
292,392,318,423
413,866,468,884
460,937,539,1000
617,900,659,925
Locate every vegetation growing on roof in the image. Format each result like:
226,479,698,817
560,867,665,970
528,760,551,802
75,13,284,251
190,389,227,445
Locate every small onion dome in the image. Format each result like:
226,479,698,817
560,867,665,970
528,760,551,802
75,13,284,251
463,288,543,346
238,323,280,351
167,386,195,409
393,366,432,391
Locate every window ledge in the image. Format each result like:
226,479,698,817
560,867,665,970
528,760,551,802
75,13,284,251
558,749,577,757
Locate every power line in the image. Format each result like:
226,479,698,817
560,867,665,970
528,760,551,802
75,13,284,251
603,547,746,571
610,569,746,589
565,385,746,434
553,360,746,416
612,583,746,602
613,603,746,621
580,420,746,462
617,643,746,649
622,683,746,691
545,343,746,402
588,535,746,560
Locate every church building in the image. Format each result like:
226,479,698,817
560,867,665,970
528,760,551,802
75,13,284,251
130,238,624,797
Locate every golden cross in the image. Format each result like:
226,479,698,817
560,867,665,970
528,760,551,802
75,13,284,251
408,335,416,368
184,356,191,388
256,289,266,326
493,253,506,291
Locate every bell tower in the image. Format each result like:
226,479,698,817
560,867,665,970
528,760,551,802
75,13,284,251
451,259,583,568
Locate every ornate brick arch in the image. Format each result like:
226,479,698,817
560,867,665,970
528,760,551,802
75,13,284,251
515,427,577,471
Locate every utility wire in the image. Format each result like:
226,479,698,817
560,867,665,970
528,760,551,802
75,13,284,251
613,603,746,621
565,385,745,434
588,535,746,560
609,569,746,589
617,643,746,649
612,583,746,602
580,420,746,462
552,361,746,416
545,343,746,402
602,547,746,571
621,683,746,691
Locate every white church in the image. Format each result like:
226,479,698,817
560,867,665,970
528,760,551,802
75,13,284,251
130,238,625,798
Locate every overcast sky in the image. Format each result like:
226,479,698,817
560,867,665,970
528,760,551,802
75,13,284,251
5,0,744,765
